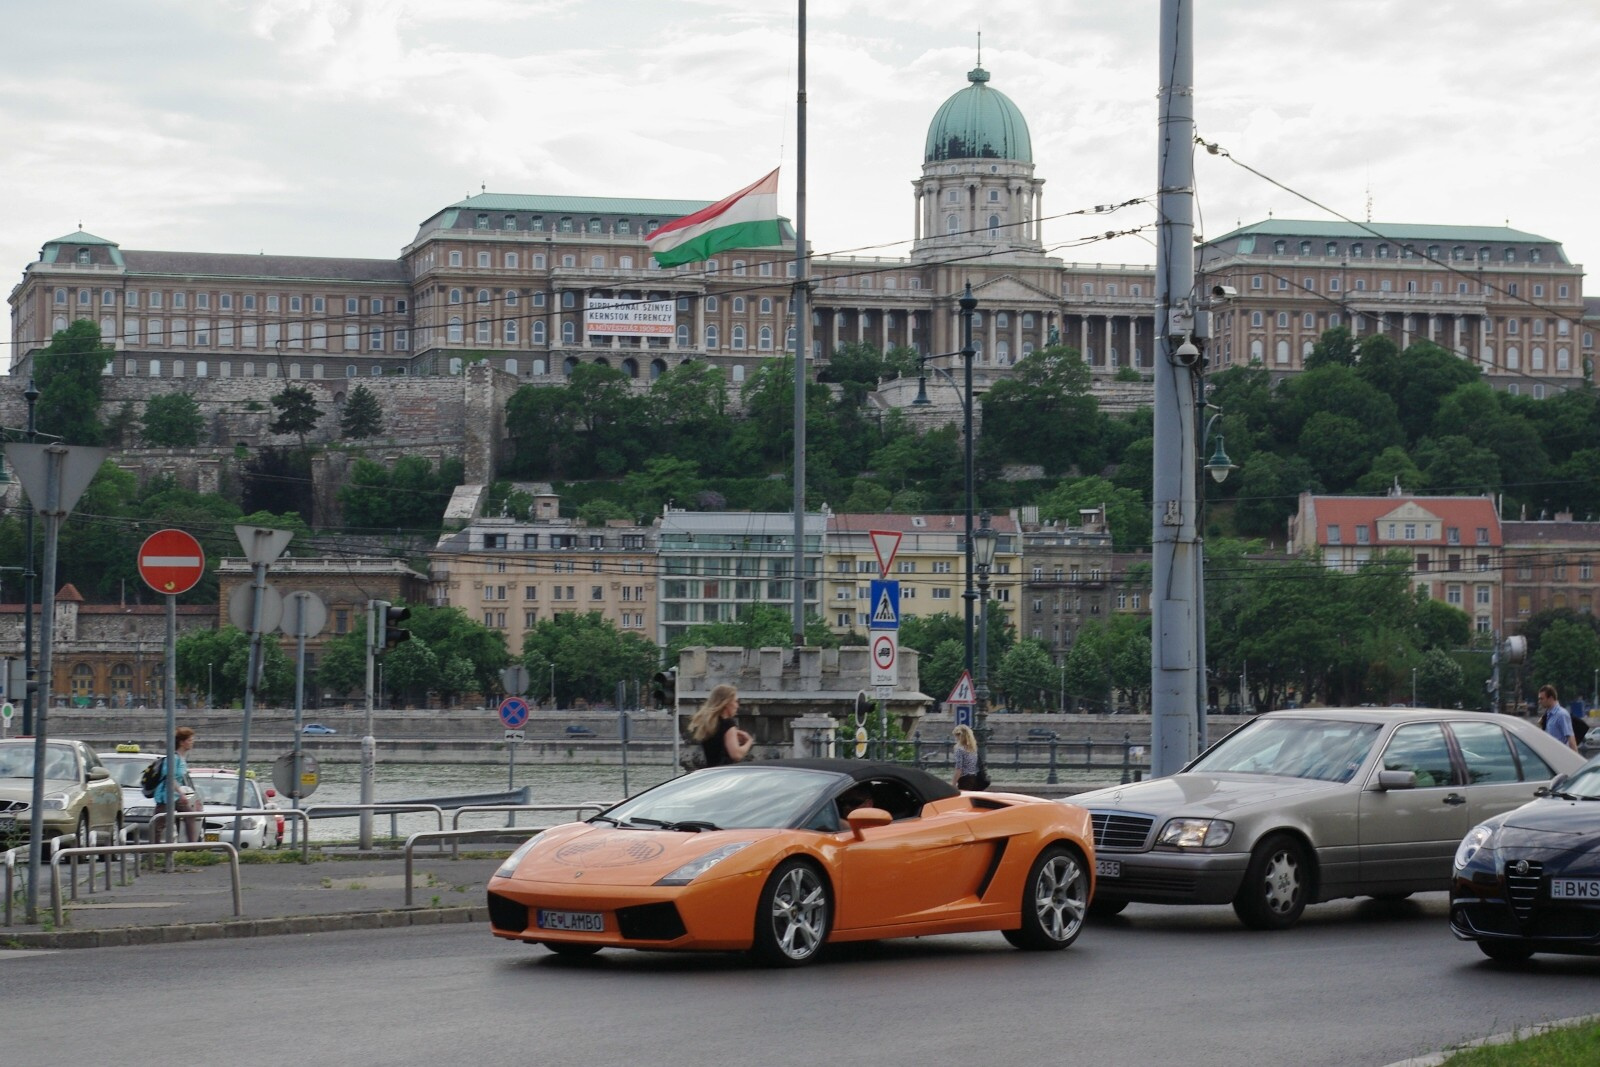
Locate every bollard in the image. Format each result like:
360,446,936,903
1047,734,1060,785
1120,732,1134,784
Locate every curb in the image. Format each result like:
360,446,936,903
1380,1012,1600,1067
3,906,485,950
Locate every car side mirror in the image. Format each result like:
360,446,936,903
88,767,110,781
1375,770,1416,791
845,806,892,839
1535,775,1565,798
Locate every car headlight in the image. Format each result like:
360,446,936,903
127,805,154,817
1455,823,1496,870
493,834,543,879
1156,817,1234,849
42,791,72,811
655,842,754,886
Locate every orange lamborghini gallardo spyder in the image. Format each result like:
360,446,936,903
487,758,1096,966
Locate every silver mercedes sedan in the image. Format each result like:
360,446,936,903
1073,709,1585,929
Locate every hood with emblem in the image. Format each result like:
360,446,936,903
1073,772,1344,819
504,822,783,887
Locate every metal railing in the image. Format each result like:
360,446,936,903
402,827,538,906
191,807,313,863
447,802,615,858
804,730,1148,785
302,803,446,843
50,840,242,927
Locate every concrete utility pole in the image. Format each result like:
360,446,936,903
1151,0,1202,777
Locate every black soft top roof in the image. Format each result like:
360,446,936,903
709,758,959,803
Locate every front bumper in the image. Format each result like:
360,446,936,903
1090,849,1251,905
1451,864,1600,956
487,869,762,952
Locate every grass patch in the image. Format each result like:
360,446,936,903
1441,1020,1600,1065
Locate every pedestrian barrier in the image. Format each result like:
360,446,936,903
403,827,537,906
303,802,446,843
805,730,1149,784
446,802,615,858
51,840,242,927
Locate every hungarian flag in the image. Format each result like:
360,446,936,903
647,168,784,267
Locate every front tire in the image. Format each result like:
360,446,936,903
1478,940,1535,963
751,859,830,967
1003,844,1088,950
1233,834,1310,930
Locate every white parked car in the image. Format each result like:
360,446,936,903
190,769,280,849
99,746,198,842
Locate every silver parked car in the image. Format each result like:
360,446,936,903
1074,708,1585,929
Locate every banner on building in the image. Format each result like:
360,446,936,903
584,296,676,337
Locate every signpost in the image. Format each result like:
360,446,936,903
947,670,977,729
138,529,208,859
499,696,530,802
281,591,327,848
867,533,903,752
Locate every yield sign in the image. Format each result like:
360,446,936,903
869,529,903,578
946,670,976,705
138,529,206,595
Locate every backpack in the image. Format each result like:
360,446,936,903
139,757,165,798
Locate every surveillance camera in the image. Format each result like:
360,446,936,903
1172,340,1202,368
1211,285,1238,300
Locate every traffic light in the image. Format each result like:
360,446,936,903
382,603,411,651
651,668,677,709
854,690,871,725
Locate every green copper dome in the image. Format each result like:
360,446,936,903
924,66,1032,164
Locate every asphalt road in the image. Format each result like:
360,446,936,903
5,894,1599,1067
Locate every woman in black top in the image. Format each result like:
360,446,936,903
688,684,752,767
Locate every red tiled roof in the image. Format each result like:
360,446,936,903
1308,496,1501,546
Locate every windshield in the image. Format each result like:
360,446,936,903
104,759,149,788
601,766,842,830
1558,764,1600,800
1189,718,1383,782
193,777,261,807
0,743,78,782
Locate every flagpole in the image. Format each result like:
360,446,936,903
790,0,809,648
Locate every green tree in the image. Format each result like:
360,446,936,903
1063,623,1113,713
382,639,440,706
174,626,295,706
140,393,206,447
269,385,323,448
1530,619,1600,708
666,604,837,661
34,319,112,445
339,383,383,440
1303,325,1357,370
977,345,1100,475
523,611,662,708
994,639,1057,712
405,603,510,699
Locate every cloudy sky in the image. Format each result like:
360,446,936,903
2,0,1595,291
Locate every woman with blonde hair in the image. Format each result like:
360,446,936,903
689,684,753,767
952,723,985,790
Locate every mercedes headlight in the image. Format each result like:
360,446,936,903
493,834,543,879
1157,817,1234,849
655,842,754,886
1455,823,1496,870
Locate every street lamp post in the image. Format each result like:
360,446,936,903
912,283,979,742
1196,405,1236,748
1412,667,1419,709
207,662,213,709
972,512,998,752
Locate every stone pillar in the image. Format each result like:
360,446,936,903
986,310,997,364
1080,316,1090,365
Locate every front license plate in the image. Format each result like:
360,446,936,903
1096,859,1121,878
0,817,14,832
538,909,605,932
1549,878,1600,900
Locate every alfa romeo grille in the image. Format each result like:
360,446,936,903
1091,812,1154,850
1505,860,1543,921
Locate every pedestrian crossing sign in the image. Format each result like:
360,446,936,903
868,579,899,629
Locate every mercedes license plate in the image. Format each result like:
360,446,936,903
1550,877,1600,900
1096,859,1121,878
538,909,604,932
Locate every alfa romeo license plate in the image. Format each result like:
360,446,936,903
538,909,604,932
1550,878,1600,900
1096,859,1121,878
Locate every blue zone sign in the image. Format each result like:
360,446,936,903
869,580,900,630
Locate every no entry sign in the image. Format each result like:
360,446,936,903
138,529,206,595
